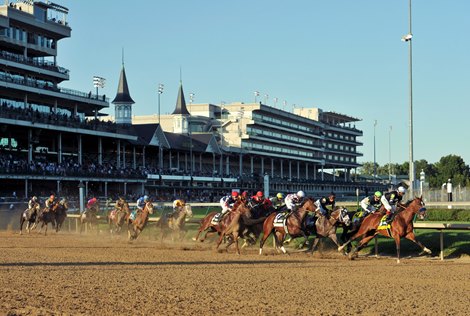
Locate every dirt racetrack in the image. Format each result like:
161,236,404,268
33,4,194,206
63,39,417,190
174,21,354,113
1,230,469,316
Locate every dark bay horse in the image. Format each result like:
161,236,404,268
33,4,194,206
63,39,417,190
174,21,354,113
19,203,41,235
79,204,101,234
259,198,316,255
215,202,252,255
54,199,69,233
36,203,61,236
306,206,351,254
108,201,130,235
127,201,154,241
338,196,431,263
156,204,193,241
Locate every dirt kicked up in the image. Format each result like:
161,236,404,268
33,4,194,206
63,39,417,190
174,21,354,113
0,231,469,315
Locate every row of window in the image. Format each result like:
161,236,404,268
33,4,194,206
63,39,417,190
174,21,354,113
326,154,356,163
326,143,357,153
2,26,56,49
244,142,316,159
246,126,318,146
252,112,320,134
326,131,356,142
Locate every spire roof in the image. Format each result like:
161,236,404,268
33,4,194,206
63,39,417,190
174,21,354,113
172,82,190,115
112,65,135,104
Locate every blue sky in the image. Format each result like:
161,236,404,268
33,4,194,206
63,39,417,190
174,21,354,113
57,0,470,167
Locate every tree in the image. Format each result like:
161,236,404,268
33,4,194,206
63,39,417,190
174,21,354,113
431,155,469,188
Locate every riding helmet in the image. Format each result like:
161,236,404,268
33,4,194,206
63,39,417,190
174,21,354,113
374,191,382,198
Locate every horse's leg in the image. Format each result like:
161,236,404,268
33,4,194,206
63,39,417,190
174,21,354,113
259,225,274,255
277,231,288,254
308,237,321,254
394,235,401,264
234,233,240,255
404,232,432,256
348,233,377,260
216,231,225,251
19,214,24,235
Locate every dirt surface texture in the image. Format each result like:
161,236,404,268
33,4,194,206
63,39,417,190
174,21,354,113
1,231,469,316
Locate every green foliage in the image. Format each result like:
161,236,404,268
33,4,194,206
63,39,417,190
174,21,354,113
359,154,470,188
426,208,470,222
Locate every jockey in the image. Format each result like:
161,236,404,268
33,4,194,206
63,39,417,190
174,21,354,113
270,193,286,212
314,192,336,218
382,186,407,223
45,194,56,212
284,190,305,215
169,199,186,218
136,195,149,212
240,191,250,203
360,191,383,217
220,191,239,216
250,191,272,218
86,197,98,212
115,197,126,213
28,196,39,211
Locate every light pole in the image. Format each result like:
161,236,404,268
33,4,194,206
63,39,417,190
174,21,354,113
254,91,260,103
273,97,278,108
373,120,377,181
402,0,414,196
189,93,195,177
264,94,269,104
283,100,287,111
158,83,164,125
220,101,225,177
93,76,105,99
157,83,164,171
93,76,105,119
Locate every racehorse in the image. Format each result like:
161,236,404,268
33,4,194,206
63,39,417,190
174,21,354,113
259,198,316,255
127,201,154,241
306,206,351,254
338,196,431,263
215,202,252,255
36,203,60,236
19,202,41,235
108,200,130,235
240,202,276,248
156,204,193,241
54,199,69,233
192,201,248,242
339,203,407,253
79,204,100,234
192,211,219,242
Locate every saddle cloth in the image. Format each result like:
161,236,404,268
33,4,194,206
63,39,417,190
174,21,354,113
129,210,137,221
273,213,286,227
377,215,391,230
352,211,363,223
211,213,223,225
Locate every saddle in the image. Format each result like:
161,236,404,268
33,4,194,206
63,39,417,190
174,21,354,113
273,212,287,227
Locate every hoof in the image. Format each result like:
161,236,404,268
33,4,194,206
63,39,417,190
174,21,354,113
192,237,197,241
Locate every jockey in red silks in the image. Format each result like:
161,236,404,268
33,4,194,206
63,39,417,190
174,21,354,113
87,197,98,211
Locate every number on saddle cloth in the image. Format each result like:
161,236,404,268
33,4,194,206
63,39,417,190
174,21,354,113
377,214,391,230
129,210,137,221
352,211,363,223
273,213,286,227
211,213,223,225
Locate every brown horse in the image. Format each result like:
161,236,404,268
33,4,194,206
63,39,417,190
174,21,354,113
127,201,154,241
108,200,130,235
156,204,193,241
19,203,41,235
193,201,246,242
338,196,431,263
259,198,316,255
215,202,252,255
306,206,351,254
